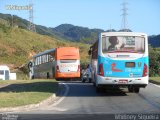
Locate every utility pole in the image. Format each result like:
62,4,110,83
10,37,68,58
121,0,128,31
28,2,36,32
11,15,13,28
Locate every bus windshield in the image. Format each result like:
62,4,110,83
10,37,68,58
102,36,145,53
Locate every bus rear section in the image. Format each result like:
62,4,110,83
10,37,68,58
55,47,80,79
94,32,149,93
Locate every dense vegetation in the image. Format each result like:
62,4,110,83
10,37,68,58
149,46,160,77
148,35,160,47
54,24,104,43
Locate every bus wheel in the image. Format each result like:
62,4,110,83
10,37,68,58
96,86,101,93
31,75,34,79
93,82,96,87
128,86,134,93
96,86,104,93
134,87,140,93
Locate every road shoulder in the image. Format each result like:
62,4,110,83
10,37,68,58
149,80,160,86
0,82,69,113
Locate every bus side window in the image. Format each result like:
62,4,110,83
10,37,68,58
49,52,55,61
45,55,47,63
46,54,48,62
92,41,98,59
35,58,37,65
41,55,44,63
38,57,40,65
39,57,41,64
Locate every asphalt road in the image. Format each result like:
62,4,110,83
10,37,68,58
5,81,160,119
37,81,160,114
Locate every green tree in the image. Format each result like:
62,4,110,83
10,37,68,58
149,46,160,76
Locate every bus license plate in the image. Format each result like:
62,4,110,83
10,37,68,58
118,80,128,84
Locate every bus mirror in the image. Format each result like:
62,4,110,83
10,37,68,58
88,50,91,55
28,62,33,68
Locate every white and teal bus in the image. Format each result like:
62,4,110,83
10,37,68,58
89,32,149,93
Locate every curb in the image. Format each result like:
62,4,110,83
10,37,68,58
0,84,10,89
149,80,160,85
0,93,56,112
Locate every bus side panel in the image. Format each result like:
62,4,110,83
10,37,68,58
33,61,55,79
91,59,98,83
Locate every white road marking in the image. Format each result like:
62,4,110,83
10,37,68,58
149,82,160,88
51,82,69,107
51,107,67,111
41,107,68,111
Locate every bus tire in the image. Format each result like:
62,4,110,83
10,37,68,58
47,72,50,79
96,86,104,93
96,86,101,93
134,87,140,93
128,86,134,93
31,75,34,79
93,73,97,87
93,82,96,87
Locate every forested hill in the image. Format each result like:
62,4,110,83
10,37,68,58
148,35,160,47
0,13,103,44
1,13,159,46
54,24,104,43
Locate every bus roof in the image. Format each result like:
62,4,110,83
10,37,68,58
101,32,147,37
33,48,55,58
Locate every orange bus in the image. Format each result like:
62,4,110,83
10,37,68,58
28,47,80,79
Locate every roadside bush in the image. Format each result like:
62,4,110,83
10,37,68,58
149,46,160,77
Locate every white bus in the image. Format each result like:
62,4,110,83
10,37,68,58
0,65,10,80
28,47,80,79
89,32,149,93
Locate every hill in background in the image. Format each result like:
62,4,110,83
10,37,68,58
54,24,104,43
148,35,160,47
0,19,90,69
1,13,159,47
0,13,103,44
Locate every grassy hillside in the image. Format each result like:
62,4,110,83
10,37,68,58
0,13,103,44
0,21,90,69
